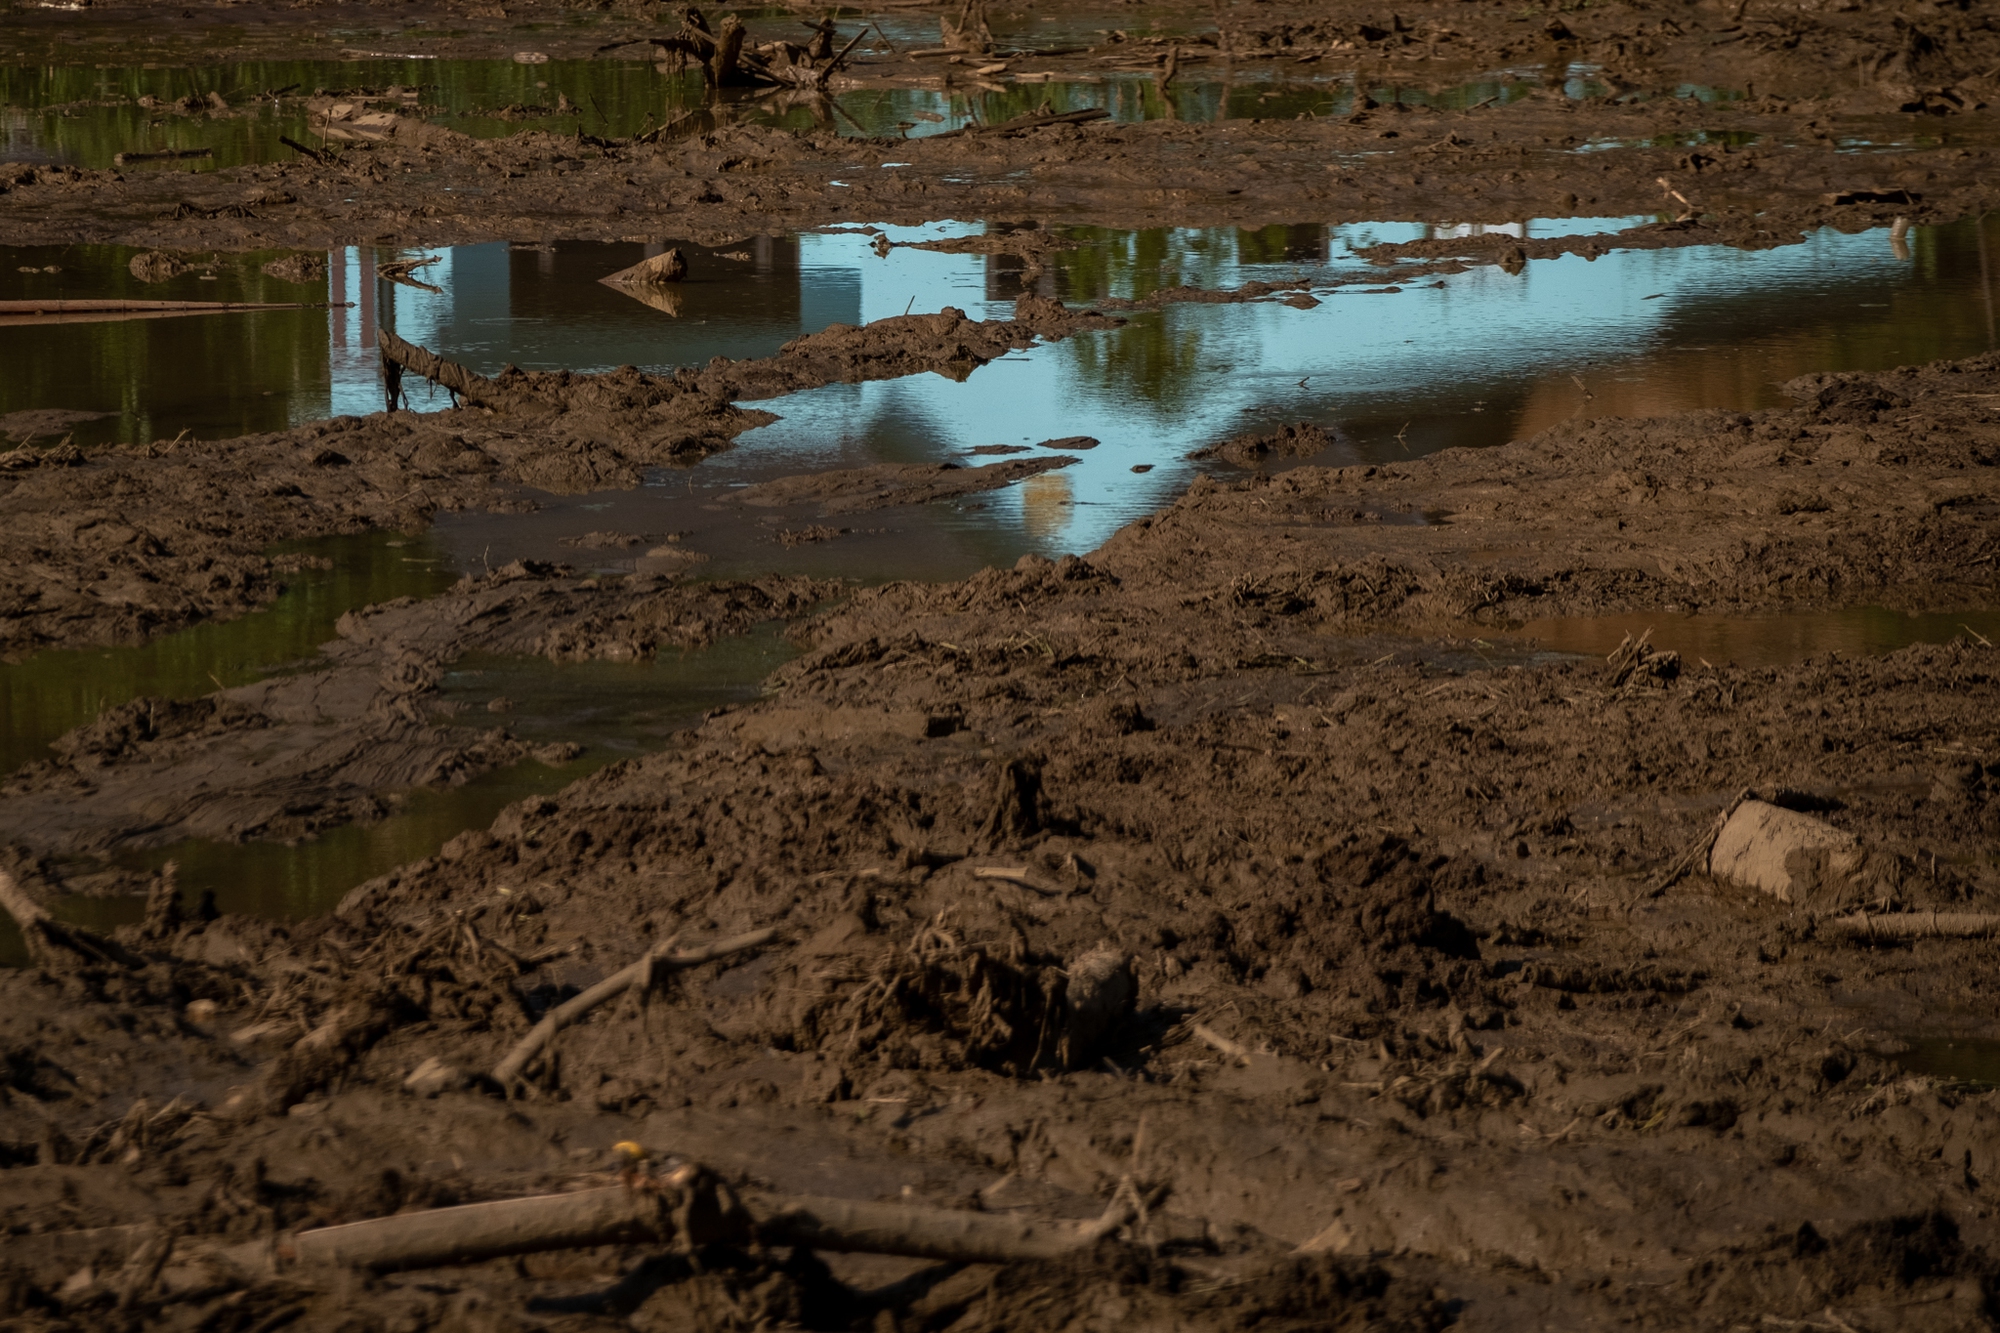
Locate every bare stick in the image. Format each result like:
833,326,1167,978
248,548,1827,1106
1827,911,2000,940
824,25,870,76
489,928,776,1092
291,1183,671,1270
1189,1022,1252,1062
973,866,1061,896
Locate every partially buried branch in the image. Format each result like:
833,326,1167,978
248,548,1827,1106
285,1164,1137,1271
1827,910,2000,940
489,927,777,1093
0,869,144,970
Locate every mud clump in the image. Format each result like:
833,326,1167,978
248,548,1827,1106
126,251,188,283
260,251,326,283
1191,421,1337,466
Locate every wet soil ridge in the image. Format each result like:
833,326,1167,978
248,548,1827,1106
0,564,836,861
3,92,1995,254
1157,355,2000,624
0,299,1114,660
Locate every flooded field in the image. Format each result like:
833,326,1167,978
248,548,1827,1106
3,211,1996,940
6,0,2000,1323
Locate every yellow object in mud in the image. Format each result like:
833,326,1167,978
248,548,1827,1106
613,1141,650,1161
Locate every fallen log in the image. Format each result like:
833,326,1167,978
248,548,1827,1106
1826,910,2000,940
286,1167,1136,1272
375,328,503,407
489,927,777,1093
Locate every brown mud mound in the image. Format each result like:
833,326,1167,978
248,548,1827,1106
1099,354,2000,625
1190,421,1337,466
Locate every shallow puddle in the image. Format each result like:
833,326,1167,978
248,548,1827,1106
0,529,455,776
1898,1037,2000,1088
1510,607,2000,671
0,623,795,965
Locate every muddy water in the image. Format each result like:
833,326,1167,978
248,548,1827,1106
1,56,1582,172
0,529,455,775
435,212,1996,566
1899,1037,2000,1088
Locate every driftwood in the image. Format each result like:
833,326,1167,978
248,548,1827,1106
973,865,1062,896
279,134,329,163
645,8,864,90
490,927,777,1092
286,1166,1137,1272
376,329,502,407
1827,911,2000,940
0,868,144,970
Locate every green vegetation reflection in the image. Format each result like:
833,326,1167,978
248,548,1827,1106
0,622,797,967
0,530,456,776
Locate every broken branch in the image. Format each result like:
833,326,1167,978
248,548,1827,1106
489,927,777,1092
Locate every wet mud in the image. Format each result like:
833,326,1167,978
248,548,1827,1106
4,0,2000,1329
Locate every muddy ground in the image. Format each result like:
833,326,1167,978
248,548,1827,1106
5,0,2000,1328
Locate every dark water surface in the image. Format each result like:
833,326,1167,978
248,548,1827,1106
2,54,1610,172
1899,1037,2000,1089
0,530,455,777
